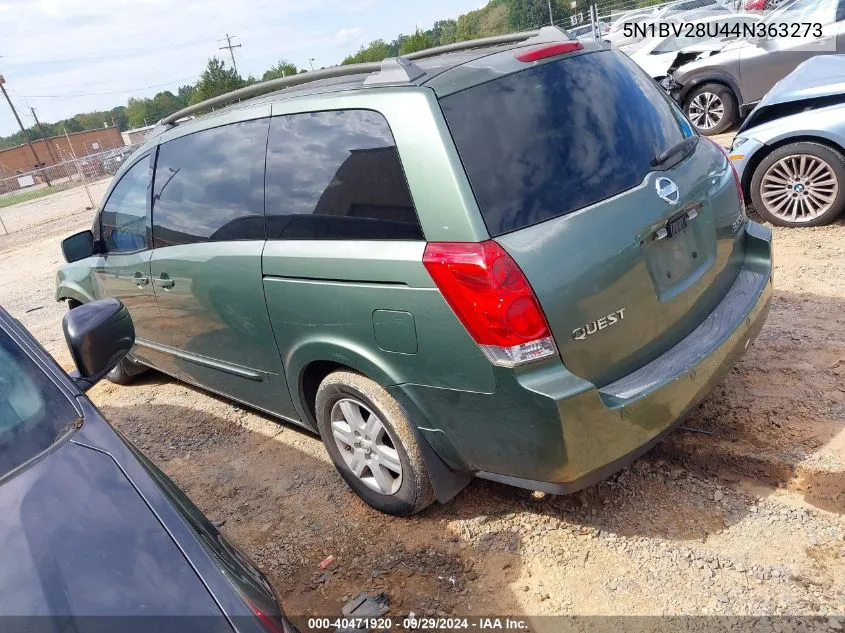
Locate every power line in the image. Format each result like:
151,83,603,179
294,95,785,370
20,75,200,99
2,83,35,118
219,33,242,75
23,73,200,94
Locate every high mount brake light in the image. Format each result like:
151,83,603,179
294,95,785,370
422,241,556,367
515,42,583,63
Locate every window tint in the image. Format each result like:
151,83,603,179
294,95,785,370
100,155,150,253
0,328,77,479
152,118,269,248
265,110,422,240
440,51,692,237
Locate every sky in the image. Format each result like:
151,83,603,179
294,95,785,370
0,0,485,136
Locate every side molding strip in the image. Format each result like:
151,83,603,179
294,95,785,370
134,338,264,381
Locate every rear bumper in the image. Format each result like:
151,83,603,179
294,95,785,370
390,221,773,494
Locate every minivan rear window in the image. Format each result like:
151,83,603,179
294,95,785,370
440,50,693,236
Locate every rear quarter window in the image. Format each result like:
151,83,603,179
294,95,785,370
264,109,423,241
440,50,693,236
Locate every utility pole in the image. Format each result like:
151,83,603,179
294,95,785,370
547,0,555,25
219,33,242,75
309,58,316,71
30,107,58,165
0,74,51,186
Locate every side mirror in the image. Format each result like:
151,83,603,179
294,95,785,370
62,230,97,263
62,299,135,391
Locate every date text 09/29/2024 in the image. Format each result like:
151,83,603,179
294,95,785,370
622,21,823,39
306,616,529,630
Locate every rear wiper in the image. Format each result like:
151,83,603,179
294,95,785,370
651,136,699,168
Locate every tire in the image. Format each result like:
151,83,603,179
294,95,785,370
66,298,148,385
750,142,845,227
315,370,435,516
105,357,146,385
683,83,738,136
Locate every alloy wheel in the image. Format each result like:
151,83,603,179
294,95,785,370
688,92,724,131
760,154,839,223
330,398,403,495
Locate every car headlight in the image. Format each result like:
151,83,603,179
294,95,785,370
730,136,749,152
728,136,751,160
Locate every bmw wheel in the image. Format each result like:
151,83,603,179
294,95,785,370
684,83,738,136
750,142,845,227
315,370,435,516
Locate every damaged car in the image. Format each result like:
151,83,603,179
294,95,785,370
728,54,845,226
661,0,845,134
628,13,762,79
608,1,731,50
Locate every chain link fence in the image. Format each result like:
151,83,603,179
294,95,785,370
0,144,141,215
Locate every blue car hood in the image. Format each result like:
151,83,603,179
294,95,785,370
0,428,226,630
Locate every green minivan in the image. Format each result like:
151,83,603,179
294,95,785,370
57,28,773,515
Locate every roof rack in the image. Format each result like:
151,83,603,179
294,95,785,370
157,26,571,128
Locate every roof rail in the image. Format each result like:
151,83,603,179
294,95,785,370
158,62,381,126
157,26,572,128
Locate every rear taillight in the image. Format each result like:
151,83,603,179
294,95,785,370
729,156,745,210
423,241,556,367
515,41,583,63
243,595,290,633
704,137,745,210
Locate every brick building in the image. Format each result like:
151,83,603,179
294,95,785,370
0,126,124,173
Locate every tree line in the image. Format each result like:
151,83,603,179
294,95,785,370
1,0,586,150
340,0,585,64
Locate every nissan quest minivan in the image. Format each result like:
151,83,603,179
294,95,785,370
57,28,773,516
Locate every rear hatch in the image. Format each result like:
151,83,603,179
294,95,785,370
439,49,746,386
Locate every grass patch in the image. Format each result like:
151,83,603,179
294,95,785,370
0,182,77,209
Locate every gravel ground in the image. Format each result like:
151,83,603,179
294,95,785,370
0,179,843,624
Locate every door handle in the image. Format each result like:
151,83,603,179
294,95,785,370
133,272,149,287
155,273,175,290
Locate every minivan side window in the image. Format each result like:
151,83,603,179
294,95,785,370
152,118,269,248
265,109,423,240
100,154,150,253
